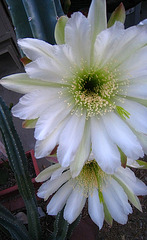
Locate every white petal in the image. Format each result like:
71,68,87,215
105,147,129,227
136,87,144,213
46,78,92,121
1,73,60,94
64,186,86,224
126,75,147,84
47,180,73,215
25,57,63,83
57,114,86,167
111,25,147,68
50,166,67,181
35,164,61,182
94,22,124,67
118,99,147,134
35,100,72,140
70,119,91,177
113,177,142,211
127,158,142,168
121,83,147,99
119,46,147,78
52,44,75,72
37,170,71,201
35,119,68,158
12,88,60,120
65,12,91,66
88,0,107,44
102,112,143,159
18,38,55,61
91,117,121,174
139,19,147,25
135,132,147,154
115,167,147,196
88,188,104,229
103,178,132,224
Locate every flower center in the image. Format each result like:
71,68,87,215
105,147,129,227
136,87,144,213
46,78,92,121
64,65,128,119
75,160,107,197
60,63,130,120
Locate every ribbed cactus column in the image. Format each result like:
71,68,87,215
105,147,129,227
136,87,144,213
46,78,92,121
22,0,64,44
5,0,33,39
0,97,41,240
6,0,64,44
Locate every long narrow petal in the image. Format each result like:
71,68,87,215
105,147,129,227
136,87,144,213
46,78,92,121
135,132,147,154
35,164,61,182
102,112,143,159
118,46,147,78
111,25,147,68
120,83,147,99
47,180,73,215
57,114,86,167
88,188,104,229
50,166,67,181
102,179,132,224
0,73,61,94
115,167,147,196
65,12,91,66
70,119,91,177
64,186,86,224
25,57,63,82
94,22,124,67
12,88,60,120
25,44,76,82
118,99,147,134
37,171,71,201
91,117,120,174
88,0,107,44
18,38,55,60
35,119,68,158
34,100,72,140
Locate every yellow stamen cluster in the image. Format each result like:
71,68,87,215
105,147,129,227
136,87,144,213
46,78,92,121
62,65,128,119
75,160,107,197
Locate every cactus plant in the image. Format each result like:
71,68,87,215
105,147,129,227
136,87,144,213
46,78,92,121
0,203,31,240
0,97,41,240
6,0,64,44
49,208,81,240
5,0,33,39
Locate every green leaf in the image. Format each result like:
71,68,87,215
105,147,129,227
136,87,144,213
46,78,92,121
55,16,68,44
108,3,126,28
136,160,147,169
22,119,38,128
118,147,127,168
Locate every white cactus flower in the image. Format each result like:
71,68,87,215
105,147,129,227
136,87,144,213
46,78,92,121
35,155,147,229
1,0,147,176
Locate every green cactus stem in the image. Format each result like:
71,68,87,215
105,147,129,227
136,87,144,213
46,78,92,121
5,0,33,39
0,97,41,240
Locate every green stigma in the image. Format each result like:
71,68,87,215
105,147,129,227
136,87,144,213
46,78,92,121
116,106,130,120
